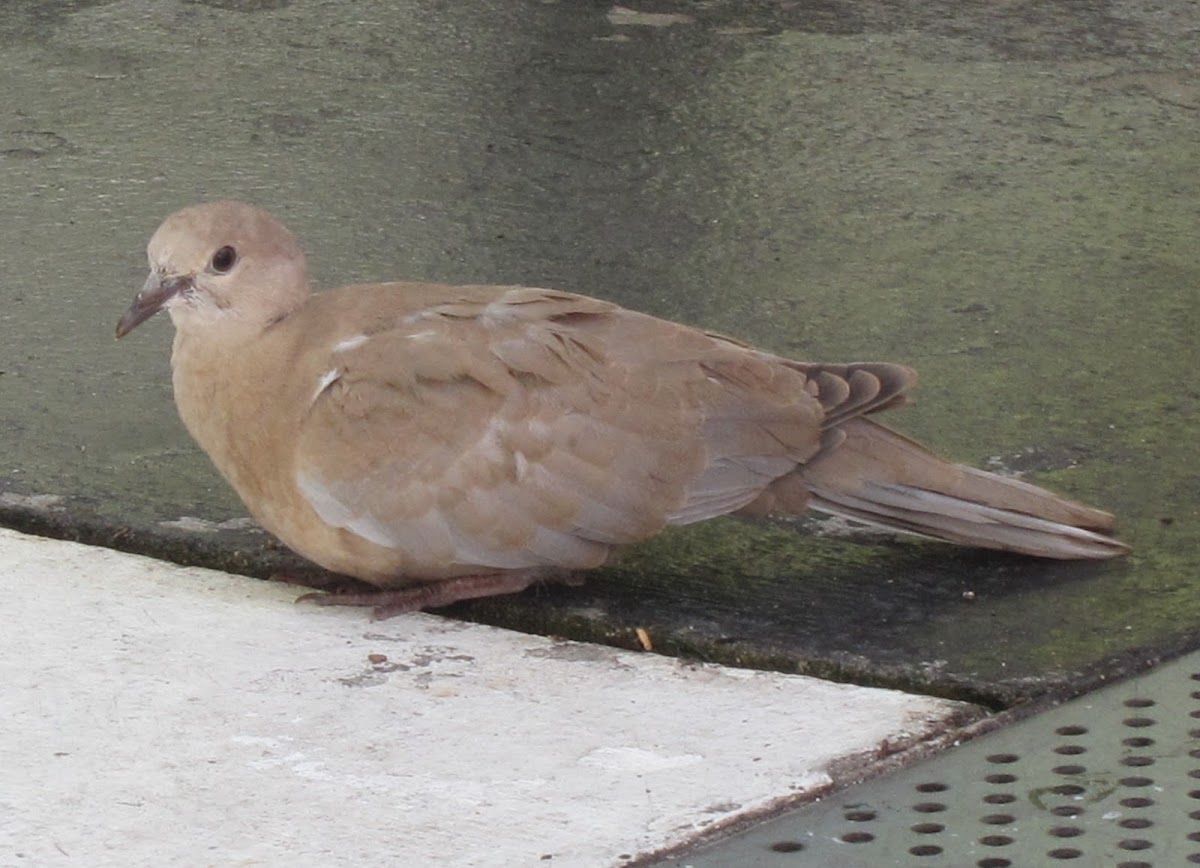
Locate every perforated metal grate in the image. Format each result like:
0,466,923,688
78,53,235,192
654,650,1200,867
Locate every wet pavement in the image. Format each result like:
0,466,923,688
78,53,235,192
1,0,1198,704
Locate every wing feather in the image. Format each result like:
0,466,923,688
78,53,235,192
288,287,899,575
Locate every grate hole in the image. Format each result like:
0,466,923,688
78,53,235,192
915,782,949,793
1120,777,1155,788
1054,745,1086,755
986,773,1017,784
980,836,1013,847
914,803,947,813
1191,770,1200,780
1055,725,1087,736
1118,863,1152,868
1191,729,1200,738
1048,848,1082,859
1123,698,1155,708
1120,818,1152,830
1052,784,1085,795
844,810,876,822
1049,826,1083,837
1121,756,1154,767
1123,718,1156,728
1121,798,1154,808
978,860,1012,868
1051,805,1083,817
1123,737,1154,748
987,753,1020,764
1189,790,1200,800
1189,855,1200,865
1118,839,1153,851
984,793,1016,805
1190,710,1200,719
909,845,942,857
769,841,805,853
1190,809,1200,820
1190,832,1200,842
841,832,873,844
981,815,1015,825
1190,748,1200,759
1053,765,1086,775
911,823,944,834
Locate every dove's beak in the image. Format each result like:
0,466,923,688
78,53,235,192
116,272,191,339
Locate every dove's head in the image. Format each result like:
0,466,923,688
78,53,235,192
117,201,310,339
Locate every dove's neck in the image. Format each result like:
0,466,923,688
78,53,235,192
169,296,309,508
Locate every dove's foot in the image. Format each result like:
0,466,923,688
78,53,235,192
295,568,582,620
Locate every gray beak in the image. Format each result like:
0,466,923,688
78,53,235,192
115,272,191,339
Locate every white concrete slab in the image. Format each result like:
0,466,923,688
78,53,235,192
0,527,978,867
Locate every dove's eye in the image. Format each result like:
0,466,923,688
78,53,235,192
211,246,237,273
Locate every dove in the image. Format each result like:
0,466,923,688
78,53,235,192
116,201,1129,616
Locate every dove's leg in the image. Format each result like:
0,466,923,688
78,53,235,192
295,569,582,620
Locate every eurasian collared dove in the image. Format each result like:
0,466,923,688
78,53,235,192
117,201,1129,616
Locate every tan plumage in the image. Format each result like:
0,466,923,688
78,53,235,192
117,201,1129,610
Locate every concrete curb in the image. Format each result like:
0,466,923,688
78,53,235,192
1,528,979,866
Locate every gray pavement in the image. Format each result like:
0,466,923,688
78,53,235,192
0,528,978,866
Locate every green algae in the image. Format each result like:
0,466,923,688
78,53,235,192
605,517,888,591
0,0,1197,705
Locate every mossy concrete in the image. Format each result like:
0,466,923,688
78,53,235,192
0,0,1196,705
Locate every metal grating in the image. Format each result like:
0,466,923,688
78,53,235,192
655,650,1200,867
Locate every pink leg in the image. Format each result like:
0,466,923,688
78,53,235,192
295,569,582,620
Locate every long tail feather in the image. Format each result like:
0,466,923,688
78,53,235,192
798,418,1129,559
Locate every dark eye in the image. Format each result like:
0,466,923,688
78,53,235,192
211,245,237,273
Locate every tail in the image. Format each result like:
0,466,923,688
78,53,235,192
797,418,1130,559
